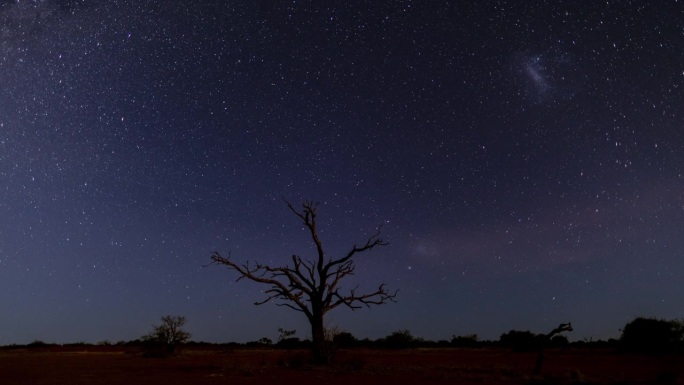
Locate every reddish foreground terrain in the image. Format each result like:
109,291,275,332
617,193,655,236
1,346,681,385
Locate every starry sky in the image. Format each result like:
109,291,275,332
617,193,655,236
1,0,683,345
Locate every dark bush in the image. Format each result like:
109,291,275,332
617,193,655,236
332,331,358,348
620,317,683,354
499,330,541,352
382,329,418,349
26,340,53,348
276,337,301,349
549,335,569,348
275,328,303,349
356,338,374,348
451,334,479,347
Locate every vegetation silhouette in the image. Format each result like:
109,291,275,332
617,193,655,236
210,199,397,364
379,329,421,349
499,323,573,374
276,328,301,349
620,317,683,354
141,315,191,357
534,323,573,374
332,331,358,348
450,334,479,348
499,330,540,352
6,317,684,354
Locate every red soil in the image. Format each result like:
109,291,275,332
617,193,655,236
0,346,681,385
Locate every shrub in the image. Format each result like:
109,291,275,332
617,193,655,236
499,330,541,352
451,334,479,347
620,317,683,354
332,331,357,348
549,335,569,348
26,340,51,348
382,329,418,349
276,337,301,349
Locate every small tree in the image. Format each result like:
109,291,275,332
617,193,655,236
499,323,573,374
276,328,300,349
142,315,191,356
278,327,297,342
534,323,572,374
210,200,397,364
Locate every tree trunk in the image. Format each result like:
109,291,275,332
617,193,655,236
534,348,544,374
310,312,328,364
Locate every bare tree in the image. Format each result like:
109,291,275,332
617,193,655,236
210,199,397,364
142,315,191,355
535,322,573,374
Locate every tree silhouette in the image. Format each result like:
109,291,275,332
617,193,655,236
142,315,191,356
620,317,683,353
535,323,572,374
500,323,573,374
210,199,397,364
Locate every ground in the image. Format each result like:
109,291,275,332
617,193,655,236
0,346,681,384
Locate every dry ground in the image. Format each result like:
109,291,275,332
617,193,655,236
0,346,681,385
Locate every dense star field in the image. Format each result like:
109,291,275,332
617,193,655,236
0,1,682,345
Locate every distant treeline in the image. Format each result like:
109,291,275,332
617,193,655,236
4,317,682,354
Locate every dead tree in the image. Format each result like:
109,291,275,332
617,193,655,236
210,199,397,364
535,322,573,374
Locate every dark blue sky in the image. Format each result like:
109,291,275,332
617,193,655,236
0,0,682,344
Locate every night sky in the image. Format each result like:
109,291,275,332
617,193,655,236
1,1,683,345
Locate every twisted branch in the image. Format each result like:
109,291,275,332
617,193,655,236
210,199,396,320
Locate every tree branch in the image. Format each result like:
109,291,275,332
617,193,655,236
284,199,326,283
545,323,573,339
211,252,313,318
211,199,397,361
323,227,387,278
329,283,398,311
